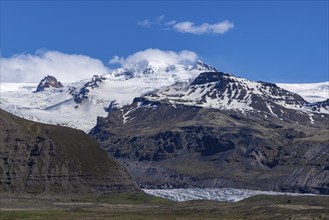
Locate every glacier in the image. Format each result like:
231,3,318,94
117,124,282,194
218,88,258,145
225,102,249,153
0,61,213,132
143,188,320,202
277,82,329,103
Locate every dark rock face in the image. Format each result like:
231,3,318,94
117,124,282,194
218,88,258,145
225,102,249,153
104,100,120,113
308,99,329,112
36,75,63,92
191,72,230,85
70,75,105,104
0,109,138,195
90,97,329,194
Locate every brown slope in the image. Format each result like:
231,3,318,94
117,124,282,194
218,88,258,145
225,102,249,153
0,109,138,195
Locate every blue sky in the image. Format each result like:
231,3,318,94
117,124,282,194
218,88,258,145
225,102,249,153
1,1,328,83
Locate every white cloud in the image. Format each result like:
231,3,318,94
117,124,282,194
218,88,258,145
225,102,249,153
137,19,152,27
1,49,199,83
165,20,177,26
109,55,125,64
109,48,198,68
157,15,165,21
137,16,234,35
1,50,109,83
173,20,234,35
137,15,165,27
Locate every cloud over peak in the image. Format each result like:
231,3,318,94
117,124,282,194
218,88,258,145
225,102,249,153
109,48,198,68
1,49,199,83
1,50,109,83
137,16,234,35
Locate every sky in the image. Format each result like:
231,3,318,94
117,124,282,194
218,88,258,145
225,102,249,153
1,1,328,83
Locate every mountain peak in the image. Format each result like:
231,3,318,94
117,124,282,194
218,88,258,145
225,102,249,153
116,59,217,78
36,75,63,92
192,60,217,72
142,70,323,119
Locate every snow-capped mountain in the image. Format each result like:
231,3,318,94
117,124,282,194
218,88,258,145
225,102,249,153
144,72,329,117
0,60,215,132
90,71,329,194
1,59,329,193
1,59,328,132
192,60,218,72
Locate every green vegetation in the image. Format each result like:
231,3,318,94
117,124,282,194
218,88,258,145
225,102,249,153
72,192,174,205
1,194,329,220
0,192,329,220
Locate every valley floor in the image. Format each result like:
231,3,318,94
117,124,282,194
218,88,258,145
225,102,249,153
0,192,328,220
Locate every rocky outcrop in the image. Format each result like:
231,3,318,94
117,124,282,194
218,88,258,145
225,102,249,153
69,75,105,104
36,75,63,92
0,109,138,195
308,99,329,113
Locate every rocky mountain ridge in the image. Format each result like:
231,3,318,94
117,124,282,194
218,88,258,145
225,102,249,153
144,72,328,117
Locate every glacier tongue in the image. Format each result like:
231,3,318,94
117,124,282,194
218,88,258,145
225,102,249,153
143,188,318,202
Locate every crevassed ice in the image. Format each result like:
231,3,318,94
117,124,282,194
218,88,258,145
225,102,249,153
142,188,318,202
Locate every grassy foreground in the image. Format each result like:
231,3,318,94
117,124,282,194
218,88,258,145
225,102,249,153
0,192,329,220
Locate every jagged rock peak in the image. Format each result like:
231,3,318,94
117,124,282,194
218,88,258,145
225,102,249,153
71,74,105,104
36,75,63,92
192,60,218,72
